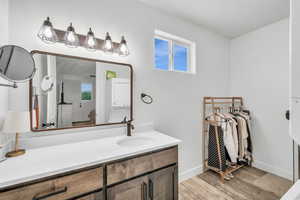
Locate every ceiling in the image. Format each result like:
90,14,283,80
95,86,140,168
139,0,289,38
56,56,96,77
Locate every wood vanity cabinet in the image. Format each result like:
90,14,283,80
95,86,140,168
148,166,177,200
106,146,178,200
107,176,148,200
107,165,177,200
0,168,103,200
76,192,103,200
0,146,178,200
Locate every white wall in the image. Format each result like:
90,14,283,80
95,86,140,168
291,0,300,99
5,0,230,179
0,0,9,45
229,18,292,179
0,0,9,142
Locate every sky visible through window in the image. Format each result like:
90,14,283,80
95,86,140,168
81,83,92,92
155,38,169,70
174,44,188,71
155,38,188,71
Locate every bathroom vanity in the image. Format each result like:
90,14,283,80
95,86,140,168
0,131,180,200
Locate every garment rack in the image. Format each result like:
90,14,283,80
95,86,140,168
202,96,245,182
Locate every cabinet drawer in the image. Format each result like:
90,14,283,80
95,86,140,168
0,167,103,200
107,147,177,185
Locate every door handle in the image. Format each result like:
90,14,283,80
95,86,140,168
149,179,153,200
32,186,67,200
142,182,148,200
286,110,290,120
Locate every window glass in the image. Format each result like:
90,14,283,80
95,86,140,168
81,83,92,101
173,44,188,72
154,38,169,70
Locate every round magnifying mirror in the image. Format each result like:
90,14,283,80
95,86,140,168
0,45,35,83
41,75,54,93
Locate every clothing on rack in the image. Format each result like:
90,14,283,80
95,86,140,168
207,125,227,171
207,110,252,171
234,112,252,164
208,114,238,163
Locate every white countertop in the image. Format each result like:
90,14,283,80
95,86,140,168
0,131,181,189
281,180,300,200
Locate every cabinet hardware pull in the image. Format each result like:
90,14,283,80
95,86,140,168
149,179,153,200
33,186,68,200
142,182,148,200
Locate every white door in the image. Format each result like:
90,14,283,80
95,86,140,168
290,0,300,145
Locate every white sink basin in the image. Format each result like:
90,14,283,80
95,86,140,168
117,136,155,147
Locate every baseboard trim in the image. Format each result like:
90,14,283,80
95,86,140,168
253,160,293,181
179,165,203,182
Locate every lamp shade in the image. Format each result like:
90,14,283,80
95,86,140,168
2,111,31,133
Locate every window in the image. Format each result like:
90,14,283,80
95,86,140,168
81,83,93,101
154,30,195,73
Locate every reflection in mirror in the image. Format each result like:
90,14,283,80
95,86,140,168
41,75,54,92
31,52,132,131
0,45,35,82
95,62,131,124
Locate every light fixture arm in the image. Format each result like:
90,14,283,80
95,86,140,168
0,82,18,88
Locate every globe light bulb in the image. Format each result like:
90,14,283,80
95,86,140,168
67,32,76,42
85,28,97,51
88,38,95,46
103,32,113,53
119,36,129,56
37,17,58,44
64,23,79,48
44,26,53,38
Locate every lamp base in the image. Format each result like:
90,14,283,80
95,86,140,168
6,149,26,157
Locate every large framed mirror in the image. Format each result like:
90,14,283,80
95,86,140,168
29,51,133,132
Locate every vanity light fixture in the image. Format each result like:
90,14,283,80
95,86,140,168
64,23,79,48
37,17,58,44
85,28,98,51
37,17,130,56
103,32,114,53
119,36,130,56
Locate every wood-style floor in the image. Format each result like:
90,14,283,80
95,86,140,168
179,167,293,200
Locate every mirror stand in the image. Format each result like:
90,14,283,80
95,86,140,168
0,82,17,88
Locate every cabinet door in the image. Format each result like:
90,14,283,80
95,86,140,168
149,166,178,200
107,176,148,200
75,191,103,200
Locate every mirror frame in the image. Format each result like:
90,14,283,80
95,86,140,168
29,50,133,132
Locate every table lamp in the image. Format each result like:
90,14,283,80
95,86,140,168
2,111,30,157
